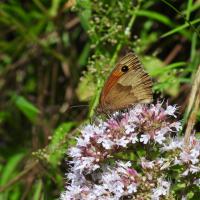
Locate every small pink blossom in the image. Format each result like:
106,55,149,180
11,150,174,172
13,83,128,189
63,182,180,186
152,178,171,200
176,136,200,167
140,134,150,144
170,122,182,131
141,158,154,169
182,165,200,176
164,105,177,118
154,133,166,144
161,137,182,151
124,124,136,134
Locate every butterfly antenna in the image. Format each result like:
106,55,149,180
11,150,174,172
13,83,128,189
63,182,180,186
70,104,89,108
68,104,89,111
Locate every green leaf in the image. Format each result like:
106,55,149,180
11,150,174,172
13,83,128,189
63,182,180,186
49,0,61,17
142,56,186,96
9,186,21,200
186,0,193,20
0,111,10,123
149,62,186,76
161,18,200,38
76,75,96,101
136,10,173,26
141,55,164,75
173,182,186,191
33,180,43,200
0,152,25,185
78,43,90,66
77,0,91,30
13,95,40,122
48,122,76,167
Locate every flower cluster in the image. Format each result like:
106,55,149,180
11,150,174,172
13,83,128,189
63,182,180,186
163,135,200,178
61,103,200,200
61,161,139,200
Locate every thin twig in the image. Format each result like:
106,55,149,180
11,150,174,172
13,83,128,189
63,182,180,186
65,17,80,29
184,65,200,147
164,38,186,64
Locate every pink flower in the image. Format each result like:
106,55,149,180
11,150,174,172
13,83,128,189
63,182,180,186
61,102,186,199
152,178,171,200
141,158,154,169
164,105,177,118
161,137,182,151
140,134,151,144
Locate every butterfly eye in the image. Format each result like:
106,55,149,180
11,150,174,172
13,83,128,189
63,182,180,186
121,65,129,72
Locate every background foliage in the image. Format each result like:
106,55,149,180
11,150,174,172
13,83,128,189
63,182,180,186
0,0,199,199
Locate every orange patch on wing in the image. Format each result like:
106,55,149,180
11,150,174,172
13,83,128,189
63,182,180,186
102,70,122,99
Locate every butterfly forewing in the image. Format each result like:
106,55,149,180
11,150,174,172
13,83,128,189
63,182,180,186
99,53,153,112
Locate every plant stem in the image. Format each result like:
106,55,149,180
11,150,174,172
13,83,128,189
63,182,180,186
184,65,200,147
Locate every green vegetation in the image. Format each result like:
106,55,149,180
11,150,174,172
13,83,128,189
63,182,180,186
0,0,199,199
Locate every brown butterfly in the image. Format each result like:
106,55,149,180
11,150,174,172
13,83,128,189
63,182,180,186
98,52,153,113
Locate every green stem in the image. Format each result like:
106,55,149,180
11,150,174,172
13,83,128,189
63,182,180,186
125,1,142,37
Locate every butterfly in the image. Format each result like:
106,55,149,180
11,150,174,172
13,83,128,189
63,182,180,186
98,52,153,113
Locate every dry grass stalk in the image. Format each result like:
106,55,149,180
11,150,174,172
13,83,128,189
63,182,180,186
184,65,200,147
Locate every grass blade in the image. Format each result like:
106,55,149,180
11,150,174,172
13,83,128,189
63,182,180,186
161,18,200,38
